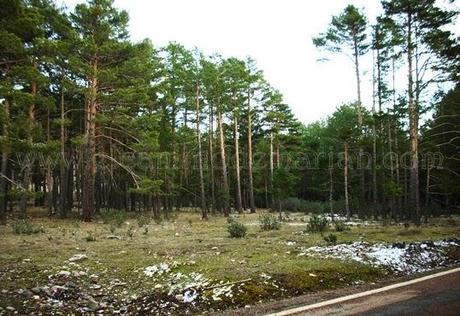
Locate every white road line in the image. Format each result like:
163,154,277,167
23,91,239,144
265,267,460,316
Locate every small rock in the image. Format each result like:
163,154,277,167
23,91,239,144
33,295,40,300
69,254,88,262
18,289,33,298
31,287,42,294
83,296,99,312
6,306,15,311
309,273,317,277
57,270,72,277
73,271,87,277
175,294,184,301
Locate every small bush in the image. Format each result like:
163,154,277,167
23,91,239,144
85,231,96,242
259,213,281,231
227,219,247,238
100,209,127,227
137,214,151,227
127,226,134,238
306,215,328,233
11,220,44,235
334,221,349,232
324,233,338,245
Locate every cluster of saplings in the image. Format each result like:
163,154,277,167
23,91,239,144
227,213,349,245
1,0,459,227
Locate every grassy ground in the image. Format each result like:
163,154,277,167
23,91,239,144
0,209,459,314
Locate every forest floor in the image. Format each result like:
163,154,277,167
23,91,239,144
0,209,459,315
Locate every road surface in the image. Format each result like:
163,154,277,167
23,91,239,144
267,267,460,316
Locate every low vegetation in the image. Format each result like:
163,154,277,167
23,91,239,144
0,210,459,314
259,213,282,231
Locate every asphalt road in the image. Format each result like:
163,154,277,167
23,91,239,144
270,268,460,316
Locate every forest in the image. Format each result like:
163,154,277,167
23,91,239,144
0,0,460,314
0,0,459,225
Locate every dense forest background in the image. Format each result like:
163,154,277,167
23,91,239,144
0,0,459,225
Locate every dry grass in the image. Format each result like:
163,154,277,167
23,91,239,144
0,209,459,313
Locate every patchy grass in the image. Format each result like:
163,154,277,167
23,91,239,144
0,210,459,314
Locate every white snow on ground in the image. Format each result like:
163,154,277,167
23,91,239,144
142,262,243,304
299,239,459,274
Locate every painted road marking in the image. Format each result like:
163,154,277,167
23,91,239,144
265,267,460,316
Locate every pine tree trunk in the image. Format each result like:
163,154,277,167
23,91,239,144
217,110,230,215
353,35,365,209
0,100,9,224
234,114,242,214
371,49,378,210
329,163,334,221
59,83,68,218
208,103,216,212
82,58,98,222
247,92,256,213
269,132,274,209
344,141,350,221
425,159,431,208
388,119,395,218
46,108,53,214
407,12,420,225
196,83,207,219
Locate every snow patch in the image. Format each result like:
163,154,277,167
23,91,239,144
299,239,459,274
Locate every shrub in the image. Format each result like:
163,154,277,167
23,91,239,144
127,226,134,238
259,213,281,231
85,231,96,242
11,220,44,235
306,215,328,233
324,233,338,245
100,209,127,227
227,219,247,238
137,214,151,227
334,220,349,232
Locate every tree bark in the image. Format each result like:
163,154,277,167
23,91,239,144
353,32,365,209
329,162,334,221
195,83,207,219
82,58,98,222
59,81,67,218
217,109,230,215
344,141,350,221
208,102,216,213
234,114,242,214
0,99,10,224
371,49,378,209
247,91,256,213
269,132,274,209
46,107,53,214
407,12,420,225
